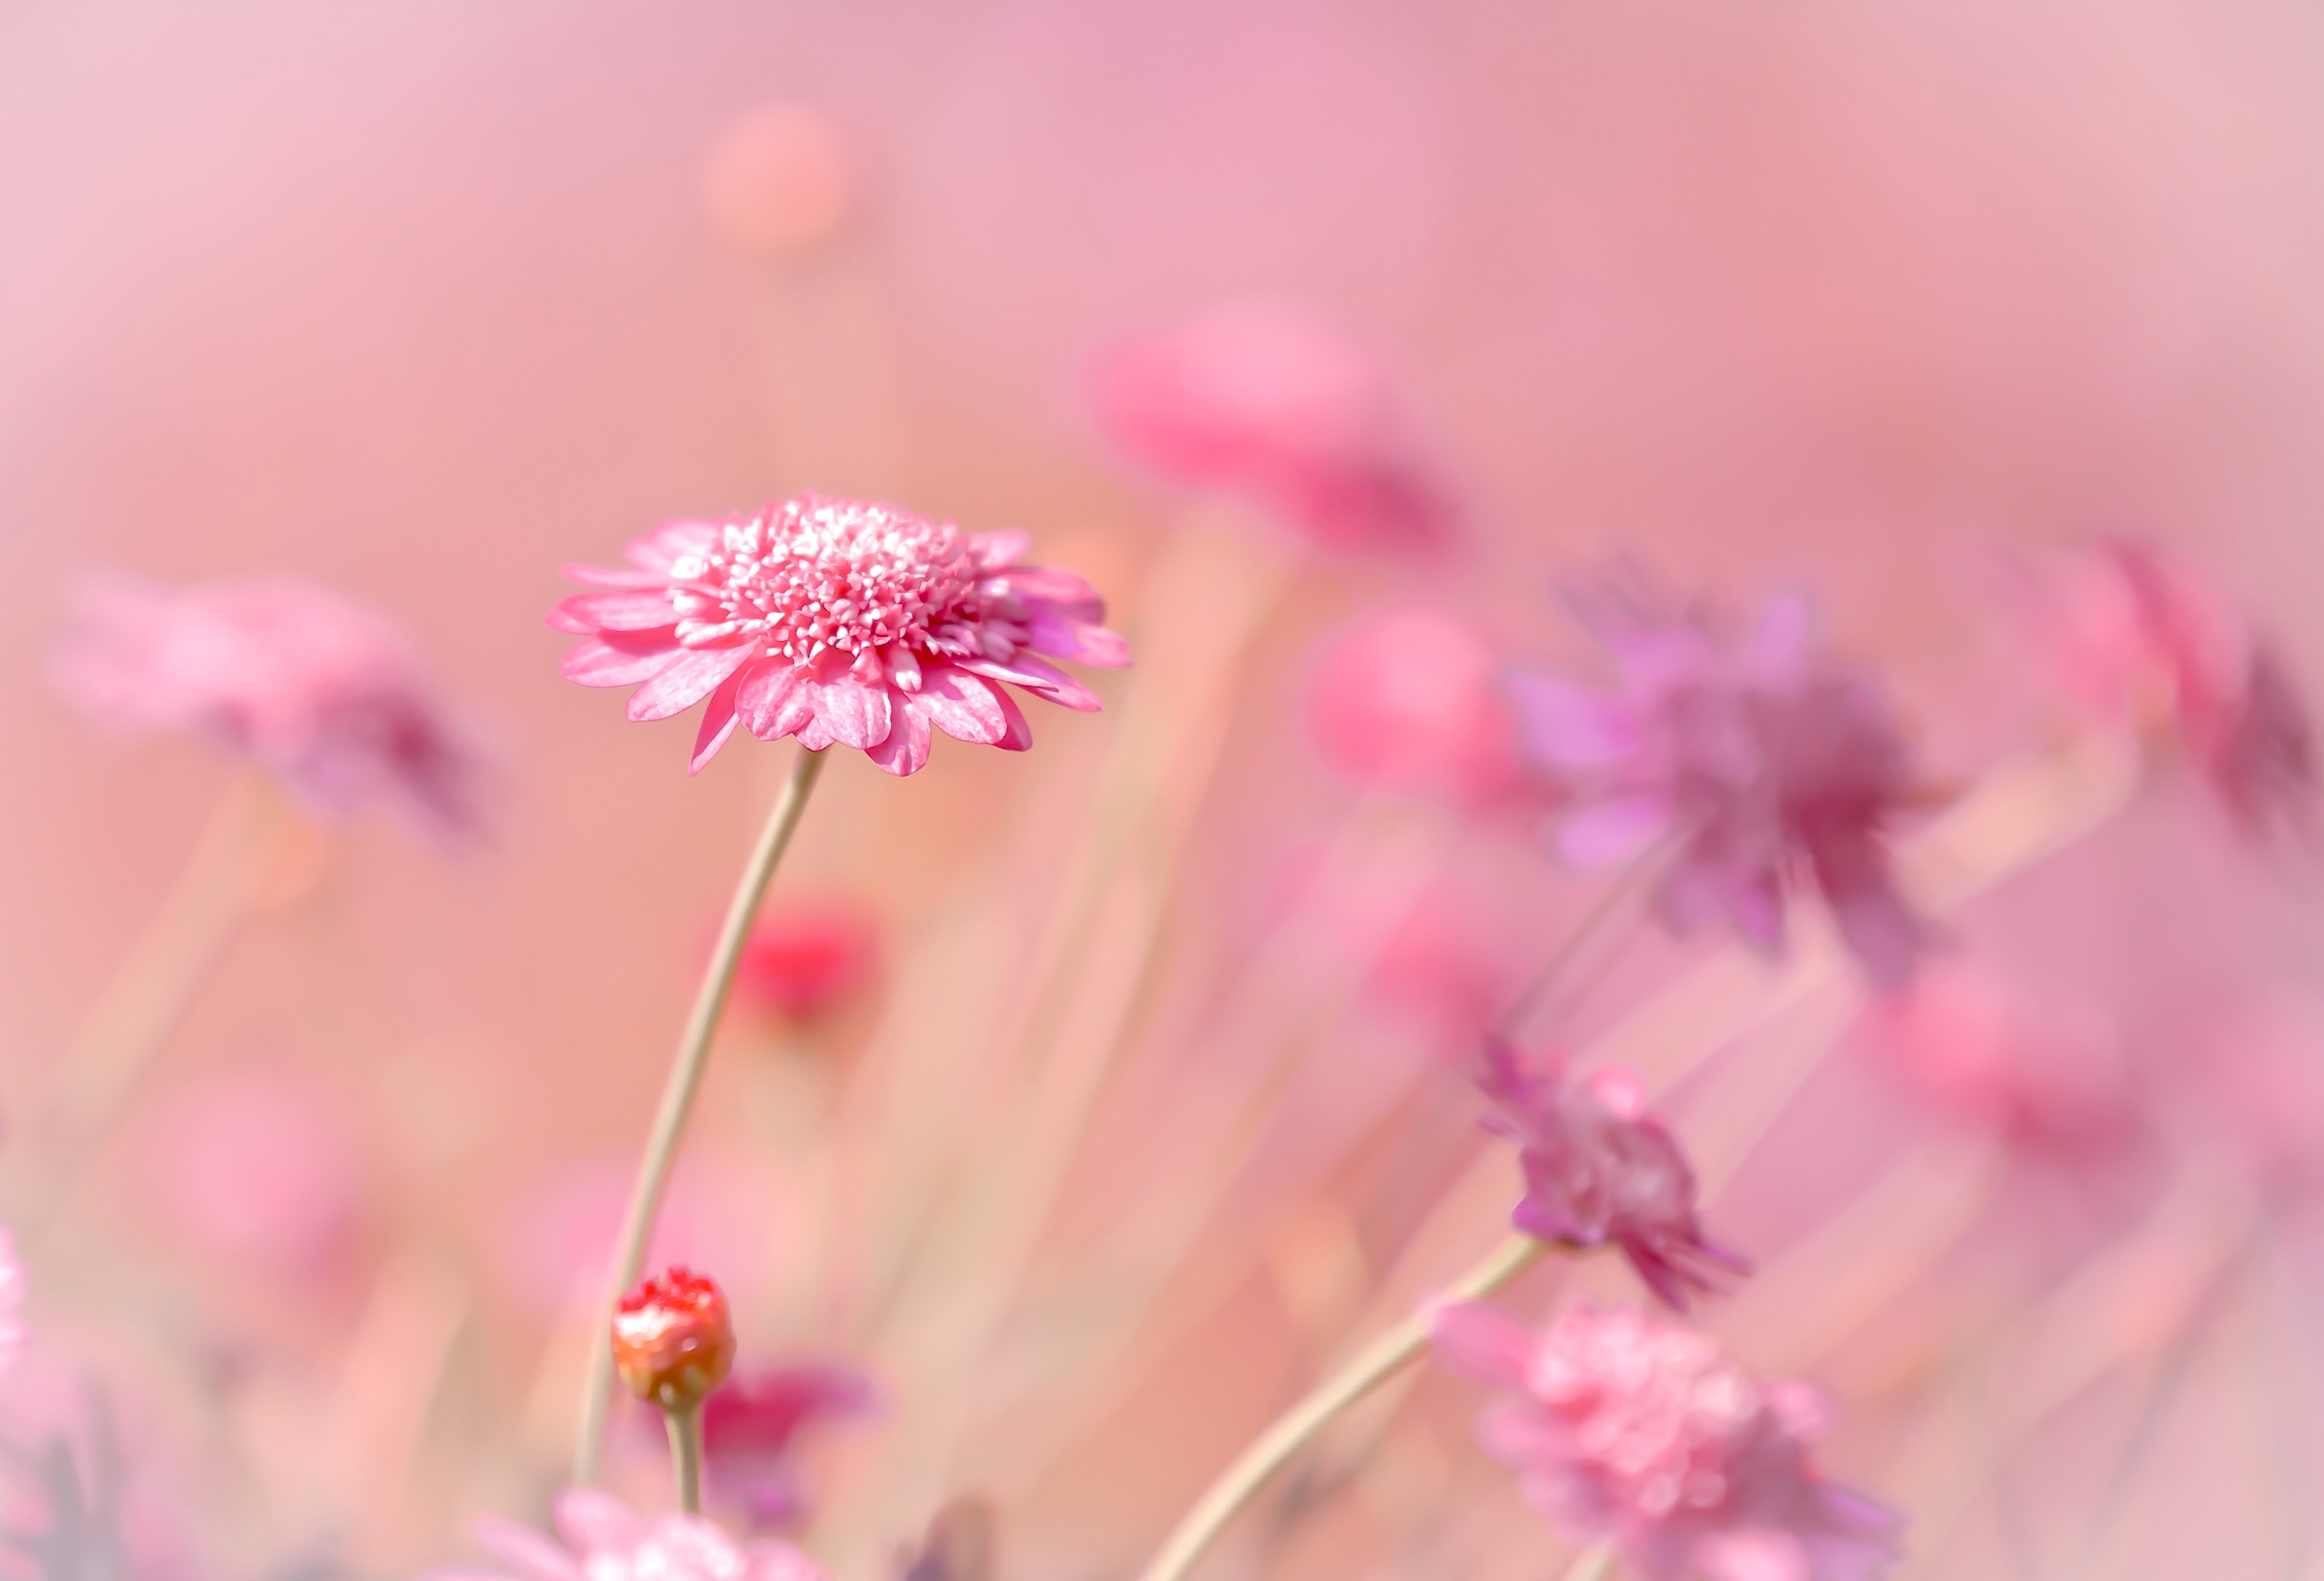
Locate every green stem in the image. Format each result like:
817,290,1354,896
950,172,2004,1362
574,745,827,1483
1133,1232,1546,1581
667,1405,705,1514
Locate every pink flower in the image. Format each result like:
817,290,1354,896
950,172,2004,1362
0,1232,23,1379
459,1489,826,1581
550,495,1129,775
1430,1301,1902,1581
734,902,880,1023
1477,1040,1744,1309
52,572,482,836
1509,575,1932,988
701,1364,879,1530
1305,609,1519,802
1079,301,1458,555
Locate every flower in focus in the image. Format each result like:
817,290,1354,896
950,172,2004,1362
702,1363,880,1530
735,901,881,1023
459,1488,826,1581
1477,1039,1744,1309
1430,1300,1902,1581
1305,609,1519,802
613,1267,737,1413
2043,538,2314,834
1079,301,1459,555
551,494,1129,775
1509,574,1933,988
51,572,482,836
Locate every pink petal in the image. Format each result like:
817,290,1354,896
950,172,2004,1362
994,686,1033,750
1026,610,1133,667
809,673,895,750
914,664,1009,744
956,653,1103,712
967,529,1031,569
1475,1401,1567,1468
738,661,810,740
1508,676,1639,770
868,690,933,775
552,1488,645,1558
691,667,748,774
1000,565,1105,615
556,590,680,633
1555,796,1672,867
561,636,680,687
560,562,671,590
627,645,756,722
472,1519,583,1581
1427,1299,1536,1391
626,520,719,572
797,714,840,750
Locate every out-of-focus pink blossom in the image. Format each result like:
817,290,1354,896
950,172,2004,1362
1305,609,1518,802
147,1069,363,1276
735,902,881,1023
1477,1039,1744,1309
0,1234,22,1380
702,1364,879,1530
1508,575,1932,988
458,1488,826,1581
1079,301,1458,555
51,572,482,836
703,105,855,258
0,1355,204,1581
1430,1301,1902,1581
550,494,1128,776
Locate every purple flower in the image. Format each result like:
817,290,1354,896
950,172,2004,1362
702,1364,880,1531
1510,575,1932,988
1478,1039,1744,1309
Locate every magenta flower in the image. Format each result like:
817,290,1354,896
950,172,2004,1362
457,1489,826,1581
734,902,881,1024
702,1364,880,1530
1478,1040,1744,1309
51,572,482,836
1508,576,1932,989
1431,1301,1902,1581
550,494,1129,775
1080,301,1458,555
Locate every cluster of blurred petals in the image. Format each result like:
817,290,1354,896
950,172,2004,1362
702,1364,880,1530
1431,1300,1901,1581
457,1488,826,1581
1510,575,1932,988
51,572,481,836
552,494,1128,775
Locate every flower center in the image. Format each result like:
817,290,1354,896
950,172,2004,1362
665,497,985,663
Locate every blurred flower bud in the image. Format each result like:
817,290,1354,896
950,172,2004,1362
1306,608,1517,802
703,105,857,258
735,901,882,1023
613,1266,736,1413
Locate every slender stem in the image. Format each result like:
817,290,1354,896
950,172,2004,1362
1133,1232,1546,1581
1494,839,1672,1041
1560,1544,1615,1581
574,745,828,1483
667,1405,705,1514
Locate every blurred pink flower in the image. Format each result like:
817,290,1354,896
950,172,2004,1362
1305,609,1518,802
734,901,881,1023
1509,576,1932,988
51,572,482,836
701,1364,879,1530
2044,538,2314,834
1079,301,1458,555
1431,1301,1901,1581
460,1489,825,1581
0,1233,22,1379
146,1069,362,1275
551,494,1128,775
1478,1040,1744,1309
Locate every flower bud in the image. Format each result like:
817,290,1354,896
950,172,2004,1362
612,1265,736,1413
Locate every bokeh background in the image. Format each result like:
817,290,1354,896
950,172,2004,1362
7,3,2324,1579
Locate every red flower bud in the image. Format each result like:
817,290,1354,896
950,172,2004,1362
612,1265,736,1413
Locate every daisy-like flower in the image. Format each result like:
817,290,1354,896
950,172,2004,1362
1430,1300,1902,1581
1080,301,1458,555
1508,574,1932,989
702,1363,879,1530
452,1489,826,1581
551,494,1129,775
51,572,482,836
1477,1040,1744,1309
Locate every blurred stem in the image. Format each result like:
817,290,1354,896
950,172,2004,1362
1560,1544,1615,1581
575,745,827,1483
1133,1232,1545,1581
667,1405,705,1514
20,769,290,1232
1493,837,1673,1041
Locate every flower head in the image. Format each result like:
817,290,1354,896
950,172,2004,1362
1431,1300,1902,1581
735,902,881,1023
1080,302,1458,555
613,1267,736,1413
52,572,482,836
1509,574,1932,988
461,1488,826,1581
1478,1040,1744,1309
551,495,1128,775
701,1363,880,1530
